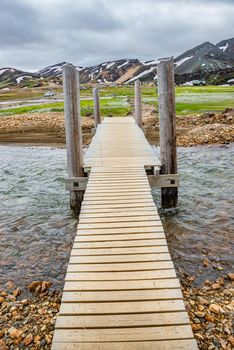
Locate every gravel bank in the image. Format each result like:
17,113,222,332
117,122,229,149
0,108,233,146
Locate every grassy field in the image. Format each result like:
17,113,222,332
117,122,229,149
0,85,233,116
0,97,131,117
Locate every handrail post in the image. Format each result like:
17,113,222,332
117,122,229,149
63,63,84,216
134,79,142,128
93,86,101,129
157,57,178,208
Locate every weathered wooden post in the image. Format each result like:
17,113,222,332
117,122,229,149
63,63,85,216
134,79,142,128
157,58,178,208
93,86,101,128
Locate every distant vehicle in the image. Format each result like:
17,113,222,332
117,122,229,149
192,80,206,86
44,91,54,97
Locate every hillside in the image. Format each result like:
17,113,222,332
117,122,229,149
0,37,234,88
0,68,40,88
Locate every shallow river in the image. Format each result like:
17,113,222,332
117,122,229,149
0,144,233,290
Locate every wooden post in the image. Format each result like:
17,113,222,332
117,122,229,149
134,79,142,128
63,63,84,216
157,58,178,208
93,86,101,128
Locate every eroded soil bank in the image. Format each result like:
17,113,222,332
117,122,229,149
0,107,233,147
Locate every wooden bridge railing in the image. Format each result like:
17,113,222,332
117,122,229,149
63,58,178,215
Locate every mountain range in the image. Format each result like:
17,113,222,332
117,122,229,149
0,38,234,89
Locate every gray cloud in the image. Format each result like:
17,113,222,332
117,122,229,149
0,0,44,48
0,0,233,71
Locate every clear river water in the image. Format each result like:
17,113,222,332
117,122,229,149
0,144,233,290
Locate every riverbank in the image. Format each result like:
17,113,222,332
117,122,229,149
0,274,233,350
0,107,233,146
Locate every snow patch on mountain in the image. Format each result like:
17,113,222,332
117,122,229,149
219,43,229,52
0,68,16,75
117,61,129,69
0,69,9,75
143,59,159,66
127,66,157,83
175,56,193,67
106,62,116,69
16,76,32,84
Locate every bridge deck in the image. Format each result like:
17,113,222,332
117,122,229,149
83,117,161,169
52,117,197,349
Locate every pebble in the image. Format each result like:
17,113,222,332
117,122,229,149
23,333,33,346
209,304,221,314
8,327,23,339
0,283,61,350
0,339,8,350
194,311,205,318
0,330,4,339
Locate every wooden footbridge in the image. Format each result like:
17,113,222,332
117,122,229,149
51,61,198,349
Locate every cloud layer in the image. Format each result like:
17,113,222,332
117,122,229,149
0,0,233,71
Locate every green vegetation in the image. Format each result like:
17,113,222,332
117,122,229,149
99,85,234,114
0,85,233,117
0,97,131,117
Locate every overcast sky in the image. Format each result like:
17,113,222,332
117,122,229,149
0,0,233,72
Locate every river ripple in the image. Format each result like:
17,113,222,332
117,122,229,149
0,144,233,289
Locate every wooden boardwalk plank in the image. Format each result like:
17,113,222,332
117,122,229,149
77,221,163,230
73,239,167,248
61,288,182,302
59,300,186,315
74,232,165,241
63,279,180,291
78,216,160,224
70,246,169,256
69,253,172,264
79,210,159,218
53,325,193,342
56,311,188,327
52,339,198,350
65,269,176,281
67,261,174,272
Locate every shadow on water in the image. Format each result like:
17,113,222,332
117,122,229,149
0,144,233,289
